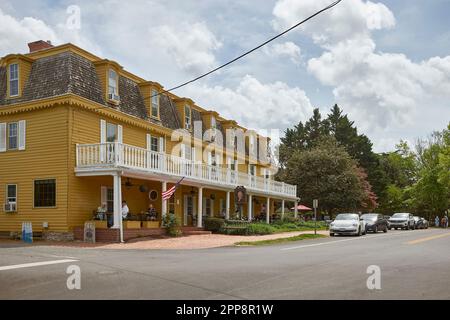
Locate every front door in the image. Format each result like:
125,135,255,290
183,195,196,226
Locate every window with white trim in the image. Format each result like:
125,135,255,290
184,105,191,130
106,123,118,142
107,188,114,213
151,89,159,118
8,122,18,150
9,64,19,97
6,184,17,205
151,136,159,152
108,69,118,95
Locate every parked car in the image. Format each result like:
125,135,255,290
389,213,416,230
384,215,391,229
414,216,429,229
361,213,388,233
330,213,367,237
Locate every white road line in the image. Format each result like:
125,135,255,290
0,259,78,271
281,231,414,251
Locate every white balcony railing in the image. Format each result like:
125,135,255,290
76,142,297,198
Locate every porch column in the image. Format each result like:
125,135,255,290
266,197,270,224
225,191,231,220
294,199,298,219
281,199,285,220
162,181,167,219
197,187,203,228
248,194,253,222
113,172,124,243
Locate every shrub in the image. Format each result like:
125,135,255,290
246,223,276,235
204,218,226,233
162,213,182,237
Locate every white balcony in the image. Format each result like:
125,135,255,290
75,142,297,199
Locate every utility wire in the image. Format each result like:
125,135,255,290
147,0,342,99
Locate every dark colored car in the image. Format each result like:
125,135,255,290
361,213,388,233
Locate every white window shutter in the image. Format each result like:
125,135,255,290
18,120,26,150
191,147,196,162
100,119,106,143
117,125,123,143
159,137,165,153
227,157,231,169
0,123,6,152
207,152,212,166
146,134,151,150
180,144,186,158
101,186,108,205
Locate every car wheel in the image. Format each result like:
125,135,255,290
383,226,388,233
330,232,335,237
374,226,378,233
406,224,410,230
357,227,362,237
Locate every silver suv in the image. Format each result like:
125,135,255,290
389,213,416,230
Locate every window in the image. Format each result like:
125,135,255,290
8,122,18,150
34,179,56,208
6,184,17,204
106,123,118,142
151,136,159,152
249,164,256,176
151,89,159,118
107,188,114,213
9,64,19,97
108,69,118,95
184,105,191,130
168,197,175,215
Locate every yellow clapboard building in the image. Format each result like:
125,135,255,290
0,40,298,241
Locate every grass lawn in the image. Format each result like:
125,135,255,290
235,233,326,246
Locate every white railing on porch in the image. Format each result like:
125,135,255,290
76,142,297,198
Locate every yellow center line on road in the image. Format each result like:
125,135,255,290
405,232,450,245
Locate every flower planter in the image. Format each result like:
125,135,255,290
94,221,108,229
123,221,141,229
142,221,160,229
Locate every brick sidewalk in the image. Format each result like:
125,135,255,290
96,230,329,250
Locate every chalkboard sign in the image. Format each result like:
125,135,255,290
84,221,96,243
22,222,33,243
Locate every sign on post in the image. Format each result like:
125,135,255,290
84,221,96,243
313,199,318,209
313,199,318,235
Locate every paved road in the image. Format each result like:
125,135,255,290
1,228,449,299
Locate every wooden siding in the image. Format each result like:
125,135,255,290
0,105,69,232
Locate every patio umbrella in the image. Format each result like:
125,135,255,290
290,204,312,211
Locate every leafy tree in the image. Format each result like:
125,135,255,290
282,137,370,215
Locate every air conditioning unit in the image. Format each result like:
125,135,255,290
108,93,120,102
4,203,17,213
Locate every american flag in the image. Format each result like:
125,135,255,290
162,177,185,201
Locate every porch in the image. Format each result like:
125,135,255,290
74,142,299,242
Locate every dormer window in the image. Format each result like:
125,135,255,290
184,105,192,130
9,64,19,97
108,69,119,102
151,89,159,118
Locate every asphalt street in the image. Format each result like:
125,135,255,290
1,228,449,299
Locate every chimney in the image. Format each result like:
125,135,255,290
28,40,54,53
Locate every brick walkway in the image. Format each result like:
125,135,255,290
96,230,329,250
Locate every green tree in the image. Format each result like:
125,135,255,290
283,137,370,215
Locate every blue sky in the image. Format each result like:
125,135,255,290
1,0,449,152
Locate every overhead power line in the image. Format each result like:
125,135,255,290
147,0,342,99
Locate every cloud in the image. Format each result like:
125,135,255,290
0,8,58,56
264,41,302,65
272,0,395,45
184,75,314,131
148,21,222,75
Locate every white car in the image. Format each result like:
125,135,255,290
330,213,367,236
